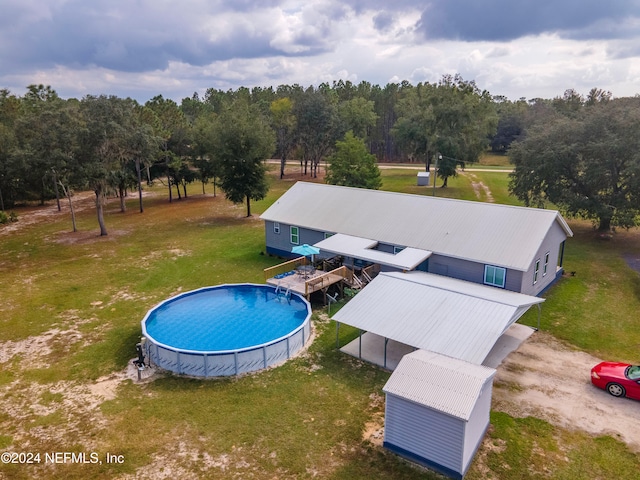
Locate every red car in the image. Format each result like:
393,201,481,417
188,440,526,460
591,362,640,400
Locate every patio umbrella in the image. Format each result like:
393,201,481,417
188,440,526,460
291,244,320,264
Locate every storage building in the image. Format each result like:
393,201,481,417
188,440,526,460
383,349,496,479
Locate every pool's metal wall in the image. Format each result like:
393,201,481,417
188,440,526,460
145,318,311,377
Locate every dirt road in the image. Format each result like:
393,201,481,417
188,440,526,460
493,331,640,451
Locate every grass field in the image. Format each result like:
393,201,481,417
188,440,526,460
1,164,639,479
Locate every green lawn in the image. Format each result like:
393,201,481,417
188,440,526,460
1,164,639,479
479,151,512,167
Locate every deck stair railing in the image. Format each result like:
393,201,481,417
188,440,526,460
362,264,380,283
304,265,357,296
348,272,364,289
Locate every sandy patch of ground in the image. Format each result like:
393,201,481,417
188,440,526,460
0,309,100,370
140,247,192,265
362,392,385,447
1,190,151,242
0,362,150,452
0,191,96,236
460,171,494,202
52,228,130,245
0,328,82,368
118,439,229,480
492,331,640,451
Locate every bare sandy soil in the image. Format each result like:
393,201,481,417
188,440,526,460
460,171,495,202
492,331,640,451
0,191,96,236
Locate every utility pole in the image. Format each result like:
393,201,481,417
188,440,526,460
432,153,441,196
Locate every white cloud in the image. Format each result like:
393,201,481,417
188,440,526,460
1,0,640,101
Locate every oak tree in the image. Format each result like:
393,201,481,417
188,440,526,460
510,98,640,231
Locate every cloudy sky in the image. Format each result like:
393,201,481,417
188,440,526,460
2,0,640,103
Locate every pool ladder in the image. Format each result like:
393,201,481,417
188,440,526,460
274,284,291,303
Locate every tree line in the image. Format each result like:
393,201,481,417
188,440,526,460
1,80,639,233
509,89,640,231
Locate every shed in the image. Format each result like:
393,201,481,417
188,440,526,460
383,349,496,479
417,171,430,186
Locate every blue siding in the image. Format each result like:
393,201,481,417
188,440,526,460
384,394,464,474
428,254,523,292
520,223,567,296
462,382,493,471
383,442,463,480
264,222,328,259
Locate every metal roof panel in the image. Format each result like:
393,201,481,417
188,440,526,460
332,272,543,365
383,350,496,420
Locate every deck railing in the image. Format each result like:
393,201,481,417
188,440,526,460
263,257,306,281
305,266,353,296
361,263,381,284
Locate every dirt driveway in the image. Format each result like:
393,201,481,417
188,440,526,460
492,331,640,451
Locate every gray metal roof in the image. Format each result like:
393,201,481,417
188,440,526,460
260,182,573,271
332,271,544,365
313,233,432,270
383,349,496,420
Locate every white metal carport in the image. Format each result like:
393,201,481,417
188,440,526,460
332,271,544,367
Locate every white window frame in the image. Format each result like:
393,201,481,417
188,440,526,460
290,226,299,245
484,265,506,288
543,251,550,276
533,259,540,284
273,222,280,234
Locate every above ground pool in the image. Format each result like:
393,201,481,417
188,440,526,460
141,284,312,377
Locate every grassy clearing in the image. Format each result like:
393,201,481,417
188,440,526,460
1,164,639,478
468,413,640,480
378,168,480,202
479,152,512,167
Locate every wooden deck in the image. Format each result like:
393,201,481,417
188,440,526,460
265,264,354,301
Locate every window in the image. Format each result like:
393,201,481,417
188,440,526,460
324,232,334,239
559,241,566,267
627,365,640,380
543,252,550,276
484,265,506,288
393,246,405,254
533,259,540,284
290,226,299,245
273,222,280,234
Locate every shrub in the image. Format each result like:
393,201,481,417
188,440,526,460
0,211,18,225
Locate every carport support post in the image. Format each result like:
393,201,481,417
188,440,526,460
384,338,389,369
336,322,340,348
536,304,541,331
359,329,363,359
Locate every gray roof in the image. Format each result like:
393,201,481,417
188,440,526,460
332,271,544,365
260,182,573,271
383,349,496,420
